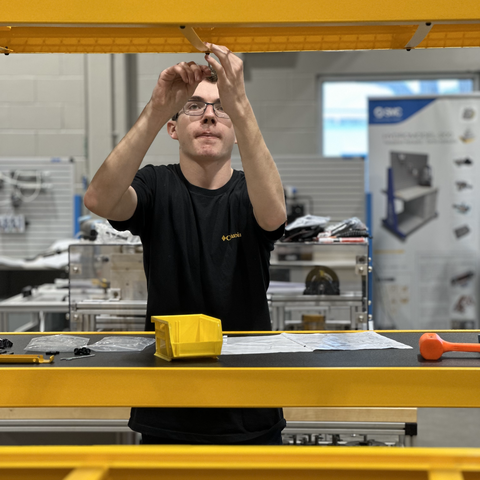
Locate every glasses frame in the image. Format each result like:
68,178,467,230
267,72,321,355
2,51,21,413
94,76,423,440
178,101,230,119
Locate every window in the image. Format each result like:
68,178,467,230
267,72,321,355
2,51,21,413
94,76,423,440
321,78,475,158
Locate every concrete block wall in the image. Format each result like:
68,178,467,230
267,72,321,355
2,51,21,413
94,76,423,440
136,48,480,167
0,54,86,158
1,48,479,184
1,48,479,173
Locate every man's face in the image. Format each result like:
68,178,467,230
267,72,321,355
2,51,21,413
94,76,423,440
168,81,236,162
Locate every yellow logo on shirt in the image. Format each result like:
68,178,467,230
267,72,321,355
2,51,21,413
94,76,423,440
222,232,242,241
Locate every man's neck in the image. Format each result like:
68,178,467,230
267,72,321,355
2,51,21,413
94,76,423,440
179,157,233,190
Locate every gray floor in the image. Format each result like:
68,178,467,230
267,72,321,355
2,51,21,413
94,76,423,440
416,408,480,447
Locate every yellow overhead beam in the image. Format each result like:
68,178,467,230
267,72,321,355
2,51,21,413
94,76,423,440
0,0,480,53
2,0,480,26
1,24,480,54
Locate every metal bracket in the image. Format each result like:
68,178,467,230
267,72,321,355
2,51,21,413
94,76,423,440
405,22,433,50
355,255,368,276
355,312,368,325
179,26,210,53
0,355,54,364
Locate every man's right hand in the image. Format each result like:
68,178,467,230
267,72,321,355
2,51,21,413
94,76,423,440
84,60,211,222
150,62,211,117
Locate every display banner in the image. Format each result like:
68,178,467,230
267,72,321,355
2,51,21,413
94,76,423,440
368,94,480,330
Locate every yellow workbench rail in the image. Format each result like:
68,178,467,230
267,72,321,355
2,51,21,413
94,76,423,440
1,0,480,53
0,445,479,480
1,331,480,409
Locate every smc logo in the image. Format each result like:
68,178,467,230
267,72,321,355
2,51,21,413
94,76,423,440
373,106,403,119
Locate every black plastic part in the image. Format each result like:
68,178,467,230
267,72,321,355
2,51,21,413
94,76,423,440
405,422,418,436
0,338,13,349
22,286,33,297
74,347,92,356
45,351,60,356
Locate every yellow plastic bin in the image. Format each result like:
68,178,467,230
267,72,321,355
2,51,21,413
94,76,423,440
151,314,223,361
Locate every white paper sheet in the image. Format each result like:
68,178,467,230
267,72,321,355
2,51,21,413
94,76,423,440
220,332,412,355
283,331,412,350
221,334,312,355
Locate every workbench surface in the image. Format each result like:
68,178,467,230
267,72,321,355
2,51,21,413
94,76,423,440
1,331,479,408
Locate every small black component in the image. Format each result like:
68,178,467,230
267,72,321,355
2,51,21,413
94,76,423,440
335,229,370,238
45,351,60,356
405,422,418,437
74,347,91,356
22,286,33,297
0,338,13,349
4,47,9,56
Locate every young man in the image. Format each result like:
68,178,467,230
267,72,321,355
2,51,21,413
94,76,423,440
84,43,287,445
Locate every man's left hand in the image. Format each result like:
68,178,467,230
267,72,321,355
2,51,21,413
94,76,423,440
204,43,249,121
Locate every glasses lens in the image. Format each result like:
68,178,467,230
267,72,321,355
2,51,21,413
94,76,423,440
183,101,230,119
213,104,229,118
184,101,206,116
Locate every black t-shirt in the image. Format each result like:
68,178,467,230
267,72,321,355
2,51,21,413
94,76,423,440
109,164,286,444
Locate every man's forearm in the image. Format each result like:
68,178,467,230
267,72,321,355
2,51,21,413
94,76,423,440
84,102,170,219
234,103,287,231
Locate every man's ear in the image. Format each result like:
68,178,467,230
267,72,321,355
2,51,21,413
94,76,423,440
167,120,179,140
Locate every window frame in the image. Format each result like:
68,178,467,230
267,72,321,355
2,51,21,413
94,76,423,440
318,73,480,157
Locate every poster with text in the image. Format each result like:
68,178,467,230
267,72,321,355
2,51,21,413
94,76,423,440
369,94,480,330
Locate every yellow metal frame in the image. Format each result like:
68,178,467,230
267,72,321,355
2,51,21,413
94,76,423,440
1,0,480,53
0,445,480,480
0,331,477,477
1,331,480,408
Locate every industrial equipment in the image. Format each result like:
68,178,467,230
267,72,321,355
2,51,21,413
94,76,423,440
383,151,438,240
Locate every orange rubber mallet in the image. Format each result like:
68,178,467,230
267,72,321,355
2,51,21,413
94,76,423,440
419,332,480,360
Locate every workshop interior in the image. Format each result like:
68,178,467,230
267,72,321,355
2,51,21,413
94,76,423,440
2,1,480,478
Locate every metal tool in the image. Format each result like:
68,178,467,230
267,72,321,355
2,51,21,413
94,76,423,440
61,354,96,361
0,354,54,364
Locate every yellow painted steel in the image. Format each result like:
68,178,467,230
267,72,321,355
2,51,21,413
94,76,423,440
0,331,478,408
0,0,479,53
2,0,480,25
0,445,480,479
1,365,480,408
63,468,108,480
1,24,480,54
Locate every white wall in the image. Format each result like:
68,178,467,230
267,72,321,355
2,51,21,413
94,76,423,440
0,54,86,158
1,48,480,181
136,48,480,165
